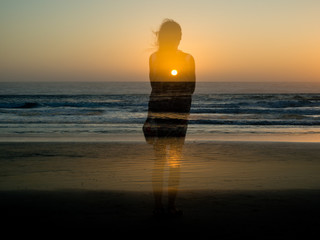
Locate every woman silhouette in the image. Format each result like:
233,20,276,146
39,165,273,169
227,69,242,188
143,19,196,217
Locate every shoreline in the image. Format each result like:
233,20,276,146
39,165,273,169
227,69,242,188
0,132,319,143
1,141,320,192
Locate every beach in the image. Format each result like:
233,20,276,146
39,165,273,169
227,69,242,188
1,140,319,237
1,80,320,237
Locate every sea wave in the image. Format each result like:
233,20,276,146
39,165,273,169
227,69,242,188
1,93,320,129
189,119,320,126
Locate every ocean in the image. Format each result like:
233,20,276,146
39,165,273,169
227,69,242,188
0,81,320,142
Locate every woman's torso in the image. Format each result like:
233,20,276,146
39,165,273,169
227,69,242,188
148,50,195,113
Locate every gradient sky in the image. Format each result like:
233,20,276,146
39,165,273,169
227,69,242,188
0,0,319,82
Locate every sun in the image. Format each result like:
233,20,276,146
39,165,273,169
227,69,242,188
171,69,178,76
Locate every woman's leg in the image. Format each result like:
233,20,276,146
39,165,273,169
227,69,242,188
167,137,184,212
152,139,167,211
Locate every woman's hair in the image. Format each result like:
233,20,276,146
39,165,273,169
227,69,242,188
154,19,182,50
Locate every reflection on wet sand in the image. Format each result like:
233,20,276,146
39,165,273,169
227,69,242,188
152,137,184,216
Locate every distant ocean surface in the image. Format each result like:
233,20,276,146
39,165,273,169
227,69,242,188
0,81,320,142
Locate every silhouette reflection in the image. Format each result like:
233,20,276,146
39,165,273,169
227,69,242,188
143,19,195,217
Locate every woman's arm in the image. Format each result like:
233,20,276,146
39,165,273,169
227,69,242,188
187,54,196,94
149,53,157,82
149,53,160,91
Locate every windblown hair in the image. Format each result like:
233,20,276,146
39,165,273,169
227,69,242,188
154,19,182,50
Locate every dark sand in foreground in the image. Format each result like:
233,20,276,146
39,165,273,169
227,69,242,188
1,141,320,238
1,189,319,238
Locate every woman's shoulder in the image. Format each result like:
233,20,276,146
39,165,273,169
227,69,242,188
149,50,194,63
178,50,194,62
149,51,157,59
149,52,159,64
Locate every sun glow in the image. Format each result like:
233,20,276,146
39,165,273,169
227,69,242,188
171,69,178,76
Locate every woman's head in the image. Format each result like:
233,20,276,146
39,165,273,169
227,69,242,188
155,19,182,51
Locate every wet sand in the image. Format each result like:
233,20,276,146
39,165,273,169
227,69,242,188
1,141,320,237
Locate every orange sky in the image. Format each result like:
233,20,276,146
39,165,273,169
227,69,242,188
0,0,319,82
